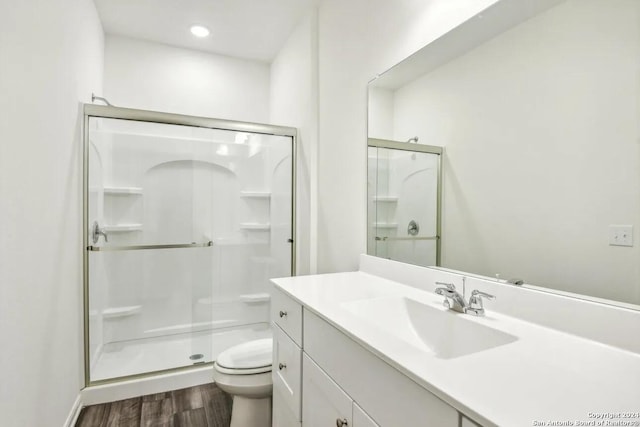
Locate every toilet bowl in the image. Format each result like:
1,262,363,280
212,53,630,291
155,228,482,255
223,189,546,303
213,338,273,427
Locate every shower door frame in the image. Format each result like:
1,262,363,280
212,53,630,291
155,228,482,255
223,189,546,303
82,104,297,386
367,137,443,266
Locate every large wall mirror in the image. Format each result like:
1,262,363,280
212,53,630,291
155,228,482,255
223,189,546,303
367,0,640,308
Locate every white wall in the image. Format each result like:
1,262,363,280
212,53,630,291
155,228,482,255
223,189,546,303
316,0,499,272
104,35,271,123
269,10,319,275
390,0,640,304
103,0,504,275
0,0,104,425
368,87,394,141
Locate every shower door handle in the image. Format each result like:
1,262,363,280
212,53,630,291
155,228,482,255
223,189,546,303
87,241,214,251
91,221,108,244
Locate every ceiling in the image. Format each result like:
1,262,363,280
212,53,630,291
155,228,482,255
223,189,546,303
94,0,317,62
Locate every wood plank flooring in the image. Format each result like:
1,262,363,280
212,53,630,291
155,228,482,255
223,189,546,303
75,383,232,427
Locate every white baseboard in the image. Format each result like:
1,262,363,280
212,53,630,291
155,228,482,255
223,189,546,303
63,394,82,427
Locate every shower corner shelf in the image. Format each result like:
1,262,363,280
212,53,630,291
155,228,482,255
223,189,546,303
240,223,271,230
103,223,143,232
239,293,271,305
240,191,271,198
374,222,398,229
373,196,398,202
102,305,142,319
104,186,143,195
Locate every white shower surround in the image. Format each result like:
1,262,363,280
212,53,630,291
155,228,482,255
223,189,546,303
87,116,293,382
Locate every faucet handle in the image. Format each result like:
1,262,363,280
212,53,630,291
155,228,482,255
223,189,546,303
470,289,495,301
435,282,456,291
466,290,495,316
91,221,109,244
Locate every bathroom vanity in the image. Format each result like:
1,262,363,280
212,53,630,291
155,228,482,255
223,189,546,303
270,255,640,427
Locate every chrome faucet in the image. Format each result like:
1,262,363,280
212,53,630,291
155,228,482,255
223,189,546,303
435,282,467,313
434,282,495,316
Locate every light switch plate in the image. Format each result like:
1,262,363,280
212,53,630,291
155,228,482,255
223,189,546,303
609,225,633,247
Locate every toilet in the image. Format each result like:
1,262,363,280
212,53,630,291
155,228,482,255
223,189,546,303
213,338,273,427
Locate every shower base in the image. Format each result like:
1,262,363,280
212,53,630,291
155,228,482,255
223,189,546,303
90,322,271,382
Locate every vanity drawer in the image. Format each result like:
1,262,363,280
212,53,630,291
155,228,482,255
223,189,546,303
273,324,302,420
271,286,303,346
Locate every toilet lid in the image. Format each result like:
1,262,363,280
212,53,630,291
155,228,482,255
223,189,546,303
216,338,273,371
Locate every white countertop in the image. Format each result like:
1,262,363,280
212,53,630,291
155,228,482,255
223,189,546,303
273,271,640,427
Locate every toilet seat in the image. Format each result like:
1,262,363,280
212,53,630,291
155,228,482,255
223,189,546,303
215,364,271,375
214,338,273,375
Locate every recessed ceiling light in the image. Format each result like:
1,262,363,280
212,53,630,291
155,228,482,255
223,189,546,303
190,25,210,38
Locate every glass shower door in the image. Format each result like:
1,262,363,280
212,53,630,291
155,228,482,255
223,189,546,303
368,142,441,267
85,112,294,383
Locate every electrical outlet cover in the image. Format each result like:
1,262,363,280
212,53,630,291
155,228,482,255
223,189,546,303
609,225,633,247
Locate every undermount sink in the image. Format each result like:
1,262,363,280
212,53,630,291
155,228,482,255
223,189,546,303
342,296,517,359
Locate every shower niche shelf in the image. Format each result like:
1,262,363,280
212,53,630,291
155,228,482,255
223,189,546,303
103,223,143,232
373,196,398,202
104,186,143,195
240,191,271,198
101,185,144,234
373,222,399,229
240,223,271,230
239,189,271,232
239,293,271,305
102,305,142,319
91,186,143,195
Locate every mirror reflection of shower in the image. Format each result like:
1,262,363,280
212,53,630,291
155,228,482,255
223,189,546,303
367,138,442,267
85,111,295,383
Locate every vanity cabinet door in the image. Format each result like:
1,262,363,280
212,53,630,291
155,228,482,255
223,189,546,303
273,388,300,427
302,354,353,427
273,325,302,420
353,403,380,427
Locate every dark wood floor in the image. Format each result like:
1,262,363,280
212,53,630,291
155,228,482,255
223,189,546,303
75,383,232,427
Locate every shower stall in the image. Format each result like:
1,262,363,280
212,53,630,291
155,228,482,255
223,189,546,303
83,105,295,385
367,138,442,267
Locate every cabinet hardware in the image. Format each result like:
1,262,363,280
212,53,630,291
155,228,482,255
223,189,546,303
279,310,287,318
278,363,287,370
336,418,348,427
